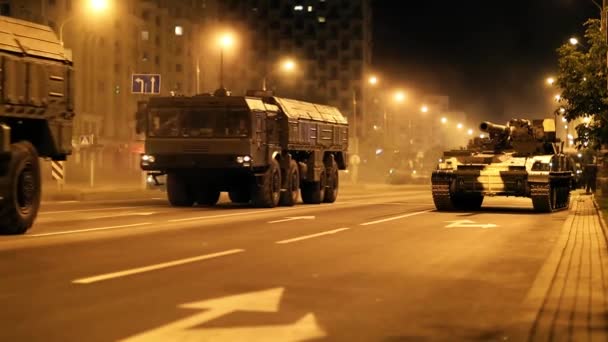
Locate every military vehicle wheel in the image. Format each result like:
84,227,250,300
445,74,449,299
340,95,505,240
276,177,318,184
197,187,220,206
279,160,299,206
166,173,195,207
229,189,250,204
252,159,281,208
301,170,327,204
323,160,339,203
453,194,484,211
0,141,41,235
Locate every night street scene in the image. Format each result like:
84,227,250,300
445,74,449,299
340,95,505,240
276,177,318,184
1,0,608,341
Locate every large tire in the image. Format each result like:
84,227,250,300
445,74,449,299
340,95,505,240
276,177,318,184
166,173,195,207
279,160,299,206
301,170,327,204
252,160,281,208
0,141,41,235
197,187,220,206
229,189,250,204
323,160,339,203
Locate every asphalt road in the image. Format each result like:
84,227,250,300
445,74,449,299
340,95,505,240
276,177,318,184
0,185,570,341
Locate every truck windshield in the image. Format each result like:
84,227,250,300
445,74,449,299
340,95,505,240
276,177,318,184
148,108,251,138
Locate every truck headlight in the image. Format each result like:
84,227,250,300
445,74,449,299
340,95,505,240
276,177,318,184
236,155,252,164
142,154,156,163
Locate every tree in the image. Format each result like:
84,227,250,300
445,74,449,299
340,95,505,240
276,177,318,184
555,19,608,150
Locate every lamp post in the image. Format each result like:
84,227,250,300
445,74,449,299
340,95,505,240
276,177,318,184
217,33,234,89
59,0,110,46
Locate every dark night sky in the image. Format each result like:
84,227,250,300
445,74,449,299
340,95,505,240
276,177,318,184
372,0,598,123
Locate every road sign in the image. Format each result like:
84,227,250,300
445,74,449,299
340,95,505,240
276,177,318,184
79,135,91,146
131,74,161,94
51,161,64,181
121,287,325,341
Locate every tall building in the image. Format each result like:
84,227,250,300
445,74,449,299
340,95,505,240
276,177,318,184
2,0,214,184
214,0,373,137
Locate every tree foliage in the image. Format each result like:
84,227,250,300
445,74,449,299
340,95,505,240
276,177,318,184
555,19,608,149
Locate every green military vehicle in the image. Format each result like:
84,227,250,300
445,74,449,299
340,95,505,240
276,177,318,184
0,16,75,234
136,90,349,208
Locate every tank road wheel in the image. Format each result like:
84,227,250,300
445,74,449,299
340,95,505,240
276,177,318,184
531,183,552,213
229,189,250,204
279,160,300,206
166,173,195,207
323,160,339,203
453,194,484,211
0,142,41,235
301,170,327,204
197,187,220,206
431,182,455,211
252,159,281,208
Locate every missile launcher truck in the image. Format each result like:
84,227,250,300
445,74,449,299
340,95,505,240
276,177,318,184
432,118,574,212
0,17,75,234
136,90,349,208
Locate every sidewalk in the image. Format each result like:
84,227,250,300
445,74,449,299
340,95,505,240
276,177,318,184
520,191,608,341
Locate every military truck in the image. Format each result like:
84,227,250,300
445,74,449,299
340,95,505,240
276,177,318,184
136,90,348,208
0,16,74,234
432,119,574,212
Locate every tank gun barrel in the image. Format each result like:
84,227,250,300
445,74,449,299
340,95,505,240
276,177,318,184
479,121,510,136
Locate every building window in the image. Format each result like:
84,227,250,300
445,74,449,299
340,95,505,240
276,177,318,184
176,64,182,72
114,63,120,73
66,0,72,11
155,56,160,66
318,16,326,23
156,16,161,26
155,35,161,46
330,86,337,98
142,52,149,62
48,0,56,6
141,30,149,41
175,26,183,36
307,6,313,12
142,10,150,20
294,5,303,11
330,66,338,80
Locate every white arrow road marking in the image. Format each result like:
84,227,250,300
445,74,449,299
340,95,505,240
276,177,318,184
73,249,244,284
88,212,156,220
276,228,350,244
268,216,316,224
120,287,326,342
360,209,433,226
445,220,498,229
28,222,152,237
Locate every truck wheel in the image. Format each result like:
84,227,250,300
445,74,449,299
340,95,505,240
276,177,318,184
198,187,220,206
166,173,195,207
301,170,326,204
279,160,299,206
323,161,339,203
252,159,281,208
229,189,250,204
0,142,41,234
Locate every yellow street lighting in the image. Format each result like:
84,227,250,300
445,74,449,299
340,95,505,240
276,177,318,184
393,91,406,103
368,76,378,85
480,134,485,139
281,58,296,72
440,117,447,124
89,0,109,12
457,123,463,129
217,31,237,88
583,116,591,123
467,128,474,135
420,105,429,113
554,94,561,102
559,107,566,114
546,77,555,85
569,37,579,45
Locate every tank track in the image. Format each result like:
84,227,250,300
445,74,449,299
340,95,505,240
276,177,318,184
431,183,454,211
531,183,570,213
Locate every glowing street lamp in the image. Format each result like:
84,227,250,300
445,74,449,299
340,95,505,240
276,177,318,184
393,91,406,103
480,134,485,139
368,76,378,85
281,58,296,73
569,37,579,46
217,32,236,88
60,0,110,46
440,117,447,124
559,107,566,114
420,105,429,113
457,123,463,129
89,0,109,12
467,128,474,135
546,77,555,85
554,94,561,102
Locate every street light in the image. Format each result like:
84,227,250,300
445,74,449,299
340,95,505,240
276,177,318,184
217,32,235,89
59,0,110,46
281,58,296,72
467,128,474,135
554,94,561,102
394,91,406,103
457,123,463,129
421,105,429,113
440,117,447,124
546,77,555,85
368,76,378,85
569,37,579,46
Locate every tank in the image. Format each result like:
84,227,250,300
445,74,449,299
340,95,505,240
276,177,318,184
0,16,75,234
431,118,574,212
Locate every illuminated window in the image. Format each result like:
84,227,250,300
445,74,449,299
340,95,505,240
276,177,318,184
294,5,303,11
175,26,183,36
307,6,313,12
141,30,149,40
318,16,326,23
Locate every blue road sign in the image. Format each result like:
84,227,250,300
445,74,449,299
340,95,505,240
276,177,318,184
131,74,161,94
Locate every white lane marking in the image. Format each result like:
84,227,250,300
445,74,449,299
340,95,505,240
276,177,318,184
168,206,303,223
27,223,152,237
88,212,156,220
73,249,245,284
268,216,315,224
39,206,137,215
275,228,350,244
359,209,433,226
445,220,498,229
